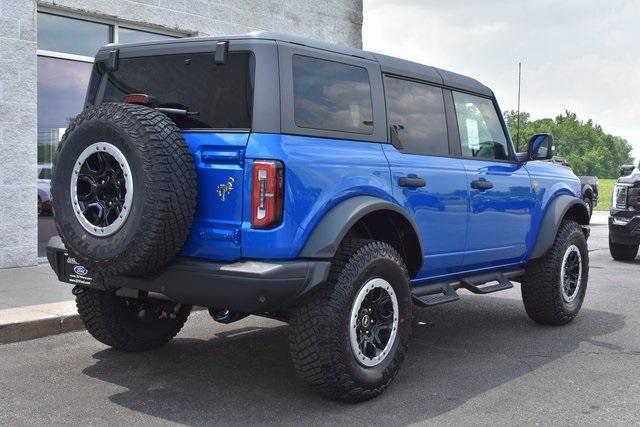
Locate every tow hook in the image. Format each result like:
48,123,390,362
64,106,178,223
71,285,85,296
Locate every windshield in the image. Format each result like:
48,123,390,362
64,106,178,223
89,51,254,129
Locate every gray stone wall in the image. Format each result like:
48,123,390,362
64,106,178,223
39,0,363,47
0,0,37,268
0,0,362,268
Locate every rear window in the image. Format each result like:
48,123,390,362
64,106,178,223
292,55,373,135
94,52,254,129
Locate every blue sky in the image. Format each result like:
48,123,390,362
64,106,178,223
363,0,640,162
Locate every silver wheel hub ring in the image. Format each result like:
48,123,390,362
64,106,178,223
349,278,399,368
70,142,133,237
560,244,582,303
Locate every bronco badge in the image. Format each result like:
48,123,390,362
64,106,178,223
217,177,235,201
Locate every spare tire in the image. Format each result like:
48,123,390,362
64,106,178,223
51,103,197,276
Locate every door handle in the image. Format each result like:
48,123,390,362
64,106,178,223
471,179,493,190
399,177,426,188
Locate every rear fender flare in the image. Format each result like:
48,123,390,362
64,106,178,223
299,196,424,260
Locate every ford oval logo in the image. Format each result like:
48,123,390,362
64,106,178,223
74,265,89,276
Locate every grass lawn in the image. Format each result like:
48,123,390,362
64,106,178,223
595,178,616,211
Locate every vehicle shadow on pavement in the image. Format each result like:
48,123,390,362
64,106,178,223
81,295,625,426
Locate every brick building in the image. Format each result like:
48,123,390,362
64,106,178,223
0,0,362,268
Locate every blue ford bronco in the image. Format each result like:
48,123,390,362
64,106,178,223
47,32,590,401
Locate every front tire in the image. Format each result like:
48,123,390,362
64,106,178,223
288,239,413,402
609,237,639,261
584,197,593,220
521,221,589,325
76,289,191,352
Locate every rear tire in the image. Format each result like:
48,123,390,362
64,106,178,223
609,237,639,261
76,289,191,352
521,221,588,325
289,239,413,402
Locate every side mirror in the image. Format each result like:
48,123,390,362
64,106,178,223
619,164,635,177
527,133,554,161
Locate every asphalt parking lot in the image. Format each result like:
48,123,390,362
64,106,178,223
1,214,639,426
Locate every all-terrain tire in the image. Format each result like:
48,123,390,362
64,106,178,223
289,239,413,402
584,197,593,220
76,289,191,352
609,237,639,261
521,220,589,325
51,103,197,276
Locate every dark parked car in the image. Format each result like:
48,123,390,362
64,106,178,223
549,156,598,217
609,161,640,261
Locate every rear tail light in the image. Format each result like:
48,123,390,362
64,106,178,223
251,160,284,228
123,94,153,105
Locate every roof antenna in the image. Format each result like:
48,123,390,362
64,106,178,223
516,62,522,151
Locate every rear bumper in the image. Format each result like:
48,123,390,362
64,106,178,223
609,213,640,245
47,237,331,313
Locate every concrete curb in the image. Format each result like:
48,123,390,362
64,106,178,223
0,301,83,344
0,303,207,344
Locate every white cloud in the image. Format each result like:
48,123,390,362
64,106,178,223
363,0,640,162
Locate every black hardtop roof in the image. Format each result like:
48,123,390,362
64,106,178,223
98,31,492,97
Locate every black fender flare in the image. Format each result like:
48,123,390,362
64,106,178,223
530,194,590,259
299,196,424,261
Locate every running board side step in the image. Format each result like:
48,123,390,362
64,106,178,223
412,283,459,307
411,269,524,307
459,272,514,294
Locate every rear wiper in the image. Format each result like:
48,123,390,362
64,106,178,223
156,107,199,117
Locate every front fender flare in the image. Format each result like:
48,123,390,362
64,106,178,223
299,196,424,260
530,194,590,259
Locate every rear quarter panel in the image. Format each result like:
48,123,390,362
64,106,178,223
242,133,393,259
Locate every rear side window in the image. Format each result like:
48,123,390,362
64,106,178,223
384,76,448,156
292,55,373,135
98,52,254,129
452,92,510,160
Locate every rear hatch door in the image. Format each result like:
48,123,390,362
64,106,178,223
91,48,254,260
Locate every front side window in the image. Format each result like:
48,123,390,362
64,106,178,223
453,92,510,160
292,55,373,134
384,76,448,156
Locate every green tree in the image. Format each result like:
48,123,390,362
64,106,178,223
503,110,633,178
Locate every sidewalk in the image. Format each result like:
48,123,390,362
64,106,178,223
0,263,73,310
0,263,79,343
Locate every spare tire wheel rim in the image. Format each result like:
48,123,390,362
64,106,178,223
349,278,399,367
70,142,133,237
560,244,582,303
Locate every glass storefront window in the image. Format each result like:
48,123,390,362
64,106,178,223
37,56,92,164
36,11,183,257
37,13,111,57
37,56,93,256
118,27,177,44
